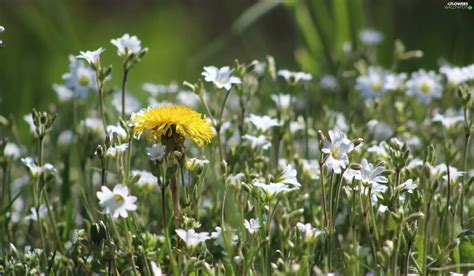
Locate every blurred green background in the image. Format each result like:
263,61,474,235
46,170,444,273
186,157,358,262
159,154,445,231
1,0,474,118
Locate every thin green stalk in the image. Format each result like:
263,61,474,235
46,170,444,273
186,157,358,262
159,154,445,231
121,68,129,120
460,107,471,226
161,186,178,276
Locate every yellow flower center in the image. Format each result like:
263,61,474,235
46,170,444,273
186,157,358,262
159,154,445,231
371,81,382,92
112,194,125,203
330,148,340,159
420,82,431,94
79,74,91,87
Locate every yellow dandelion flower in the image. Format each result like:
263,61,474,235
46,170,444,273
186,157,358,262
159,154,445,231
132,105,215,147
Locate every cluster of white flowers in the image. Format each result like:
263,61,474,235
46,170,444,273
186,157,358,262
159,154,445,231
321,130,355,174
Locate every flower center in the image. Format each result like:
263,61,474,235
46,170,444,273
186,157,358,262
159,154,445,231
112,194,125,203
420,82,431,94
78,74,91,87
371,81,382,92
330,148,340,159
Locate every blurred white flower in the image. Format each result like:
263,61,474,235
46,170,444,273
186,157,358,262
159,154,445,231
301,159,320,180
356,67,388,99
25,205,48,222
111,34,142,57
432,111,464,129
277,69,312,84
175,229,210,248
406,69,442,104
227,173,245,187
146,144,166,161
177,91,200,108
290,120,305,133
150,261,162,276
439,65,474,87
322,130,354,174
4,142,21,159
106,143,129,158
367,120,393,141
202,66,241,91
432,164,464,183
186,158,209,172
244,218,261,234
142,81,179,96
397,179,417,193
275,164,301,187
407,158,423,169
23,113,35,133
247,114,279,132
53,84,74,102
20,157,54,178
320,74,339,91
57,130,74,147
358,28,383,46
96,184,137,218
253,182,293,200
112,92,140,115
271,94,292,110
296,222,323,243
211,226,238,247
242,134,271,150
367,143,388,158
384,72,407,91
77,47,105,68
131,170,158,189
62,55,97,99
107,124,128,141
81,117,104,136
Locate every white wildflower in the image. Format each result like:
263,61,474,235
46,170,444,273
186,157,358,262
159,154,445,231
96,184,137,218
202,66,241,91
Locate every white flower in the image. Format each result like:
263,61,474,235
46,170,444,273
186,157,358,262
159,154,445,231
177,91,200,108
431,164,464,183
96,184,137,218
175,229,210,248
367,120,393,141
247,114,279,132
23,113,35,133
25,205,48,222
112,92,140,115
253,182,293,200
406,69,442,104
202,66,241,91
242,134,271,150
106,144,129,158
355,67,388,99
321,130,354,174
275,164,301,187
227,173,245,187
290,120,305,133
432,111,464,129
296,222,323,242
440,65,473,87
358,28,383,46
186,158,209,172
407,158,423,169
244,218,261,234
21,157,42,178
397,179,417,193
142,82,179,96
211,226,238,247
271,94,292,110
384,72,407,91
301,159,320,180
111,34,142,57
4,142,21,159
320,74,339,91
131,170,158,189
150,261,162,276
354,159,388,187
62,55,97,99
53,84,74,102
367,143,388,158
81,117,104,136
77,48,105,68
146,144,166,161
277,69,312,84
107,124,128,141
56,130,74,147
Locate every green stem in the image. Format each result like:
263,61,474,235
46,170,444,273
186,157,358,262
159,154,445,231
121,68,129,120
161,186,178,276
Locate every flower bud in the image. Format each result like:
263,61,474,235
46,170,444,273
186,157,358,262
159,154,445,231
90,220,108,245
